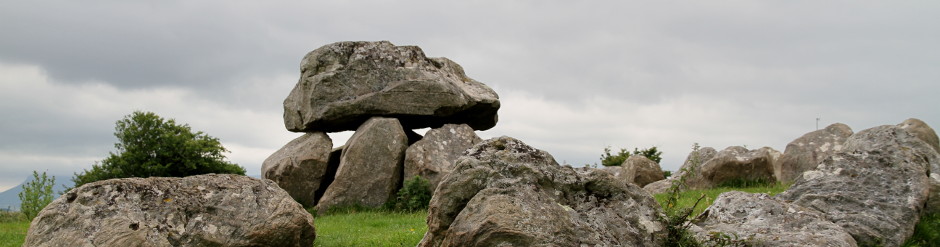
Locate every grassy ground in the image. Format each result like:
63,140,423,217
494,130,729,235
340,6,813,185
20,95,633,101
0,212,28,247
653,183,791,217
313,209,427,247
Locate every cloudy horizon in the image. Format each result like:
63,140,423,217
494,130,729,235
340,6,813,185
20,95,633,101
2,1,939,191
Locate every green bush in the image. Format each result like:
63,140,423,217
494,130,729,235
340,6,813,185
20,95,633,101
72,111,245,189
386,176,433,212
18,171,56,221
598,146,663,166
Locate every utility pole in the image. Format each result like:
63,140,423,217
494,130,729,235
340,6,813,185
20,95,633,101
816,117,820,130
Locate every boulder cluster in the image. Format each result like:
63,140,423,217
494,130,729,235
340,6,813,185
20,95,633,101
419,119,940,246
262,41,499,214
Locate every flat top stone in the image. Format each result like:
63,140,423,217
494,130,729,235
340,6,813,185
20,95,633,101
283,41,500,132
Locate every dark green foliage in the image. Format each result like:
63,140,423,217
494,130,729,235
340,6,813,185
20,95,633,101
634,146,663,164
663,170,673,178
386,176,433,212
72,111,245,189
18,171,55,221
599,146,663,166
715,178,774,189
600,146,632,167
661,143,706,246
903,213,940,247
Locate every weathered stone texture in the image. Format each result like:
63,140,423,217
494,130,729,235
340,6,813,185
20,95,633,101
261,132,333,207
404,124,481,192
316,117,408,214
419,136,665,247
778,123,854,183
283,41,500,132
24,174,315,247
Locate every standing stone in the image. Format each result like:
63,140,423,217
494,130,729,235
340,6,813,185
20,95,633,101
283,41,500,132
692,191,856,246
419,137,666,247
261,132,333,207
404,124,481,192
316,117,408,214
699,146,779,188
777,125,937,246
778,123,853,183
619,155,666,187
643,146,717,194
24,174,315,247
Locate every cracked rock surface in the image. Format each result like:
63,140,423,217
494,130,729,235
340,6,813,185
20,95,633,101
24,174,315,247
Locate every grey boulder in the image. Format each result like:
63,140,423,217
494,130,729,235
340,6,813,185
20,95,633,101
777,125,937,246
419,136,665,247
618,155,665,187
283,41,500,132
777,123,853,183
692,191,856,246
698,146,780,188
261,132,334,207
897,118,940,214
404,124,481,192
316,117,408,214
24,174,315,247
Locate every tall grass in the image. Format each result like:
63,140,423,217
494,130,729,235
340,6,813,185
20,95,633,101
0,211,28,247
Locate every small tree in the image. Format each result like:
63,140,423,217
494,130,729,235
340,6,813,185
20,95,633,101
599,146,664,166
19,171,56,221
633,146,663,164
600,146,631,166
72,111,245,188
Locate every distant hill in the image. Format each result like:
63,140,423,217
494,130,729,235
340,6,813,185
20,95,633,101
0,174,73,211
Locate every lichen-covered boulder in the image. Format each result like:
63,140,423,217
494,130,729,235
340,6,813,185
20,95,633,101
778,123,853,183
777,125,937,246
419,136,665,247
404,124,481,192
897,118,940,214
261,132,334,207
316,117,408,214
24,174,315,247
283,41,500,132
692,191,856,246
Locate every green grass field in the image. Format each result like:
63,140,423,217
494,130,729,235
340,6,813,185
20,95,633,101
313,210,427,246
0,212,28,247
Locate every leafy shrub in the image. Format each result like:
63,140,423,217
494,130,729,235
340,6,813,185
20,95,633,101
598,146,663,166
72,111,245,189
386,176,433,212
18,171,56,221
663,170,673,178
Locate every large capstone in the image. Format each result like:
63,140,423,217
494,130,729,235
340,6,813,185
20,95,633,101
283,41,500,132
261,132,334,207
316,117,408,214
24,174,315,247
419,136,666,247
777,125,938,246
777,123,853,183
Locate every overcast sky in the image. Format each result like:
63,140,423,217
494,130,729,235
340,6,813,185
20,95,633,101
2,1,938,191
